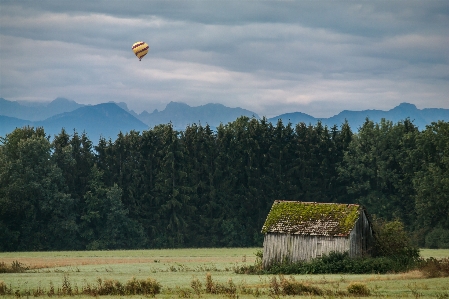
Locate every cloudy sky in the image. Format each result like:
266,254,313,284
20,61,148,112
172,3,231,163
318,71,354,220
1,1,448,118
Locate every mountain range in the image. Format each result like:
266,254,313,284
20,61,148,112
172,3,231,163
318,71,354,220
269,102,449,131
1,97,448,143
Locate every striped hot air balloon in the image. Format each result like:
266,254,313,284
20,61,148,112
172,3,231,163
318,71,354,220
132,41,149,61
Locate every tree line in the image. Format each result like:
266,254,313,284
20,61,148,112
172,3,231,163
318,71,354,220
1,117,448,251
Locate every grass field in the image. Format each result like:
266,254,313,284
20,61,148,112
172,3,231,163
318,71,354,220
1,248,448,298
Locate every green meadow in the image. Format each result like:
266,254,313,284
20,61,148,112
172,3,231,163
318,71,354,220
1,248,449,298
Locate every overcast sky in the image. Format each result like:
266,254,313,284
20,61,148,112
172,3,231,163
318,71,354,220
1,1,448,118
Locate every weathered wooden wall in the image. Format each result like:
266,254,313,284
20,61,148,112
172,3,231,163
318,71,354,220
262,210,374,268
349,210,373,257
262,233,349,268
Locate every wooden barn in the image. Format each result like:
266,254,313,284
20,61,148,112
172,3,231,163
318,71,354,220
261,200,374,268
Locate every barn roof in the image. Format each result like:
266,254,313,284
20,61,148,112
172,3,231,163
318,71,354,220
261,200,362,236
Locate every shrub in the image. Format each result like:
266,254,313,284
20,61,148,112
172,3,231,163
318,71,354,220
205,272,213,293
60,274,72,295
372,218,420,263
269,276,281,296
190,277,202,297
279,276,322,296
347,282,370,296
269,275,323,296
268,251,417,274
419,258,449,278
237,250,420,275
125,277,161,296
96,278,124,295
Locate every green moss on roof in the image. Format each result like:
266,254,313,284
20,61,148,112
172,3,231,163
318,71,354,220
261,201,361,236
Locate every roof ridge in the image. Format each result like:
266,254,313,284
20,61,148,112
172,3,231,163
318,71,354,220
274,200,361,206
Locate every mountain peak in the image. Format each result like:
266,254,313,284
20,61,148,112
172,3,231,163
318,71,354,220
394,102,418,111
166,101,190,110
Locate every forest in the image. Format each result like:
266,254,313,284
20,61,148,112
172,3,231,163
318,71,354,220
0,117,448,251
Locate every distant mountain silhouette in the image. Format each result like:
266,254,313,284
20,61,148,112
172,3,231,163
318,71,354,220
0,97,84,121
269,103,449,130
1,103,148,143
1,98,448,142
137,101,259,129
267,111,317,126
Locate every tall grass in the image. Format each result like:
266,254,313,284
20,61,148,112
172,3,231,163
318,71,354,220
0,261,28,273
0,274,161,297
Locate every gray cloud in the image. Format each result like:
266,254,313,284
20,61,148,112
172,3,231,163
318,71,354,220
1,1,448,118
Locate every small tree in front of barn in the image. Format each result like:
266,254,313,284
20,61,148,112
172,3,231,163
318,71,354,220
372,218,420,267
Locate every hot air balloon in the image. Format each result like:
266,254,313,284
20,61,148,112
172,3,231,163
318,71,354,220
132,41,149,61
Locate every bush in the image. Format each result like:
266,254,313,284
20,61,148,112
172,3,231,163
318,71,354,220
373,219,420,262
236,250,420,275
347,282,370,296
268,251,418,274
99,279,123,295
125,277,161,296
419,258,449,278
269,275,323,296
278,276,322,296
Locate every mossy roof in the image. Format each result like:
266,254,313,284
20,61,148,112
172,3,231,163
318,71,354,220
261,200,362,236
